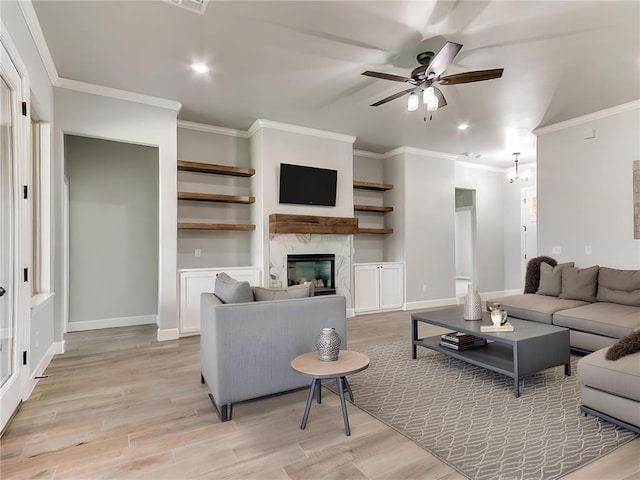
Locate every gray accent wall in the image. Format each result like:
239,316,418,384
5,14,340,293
536,107,640,269
177,127,252,268
353,153,385,263
66,135,159,323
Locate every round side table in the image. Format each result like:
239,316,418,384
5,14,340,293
291,350,369,436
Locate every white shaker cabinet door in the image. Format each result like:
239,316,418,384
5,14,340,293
379,263,404,310
353,264,380,313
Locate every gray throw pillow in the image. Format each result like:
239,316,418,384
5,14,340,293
559,265,599,302
596,267,640,306
536,262,575,297
214,272,254,304
253,284,312,301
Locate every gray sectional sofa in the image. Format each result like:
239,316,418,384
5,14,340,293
487,261,640,433
200,273,347,422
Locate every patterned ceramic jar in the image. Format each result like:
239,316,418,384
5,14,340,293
463,284,483,320
315,327,341,361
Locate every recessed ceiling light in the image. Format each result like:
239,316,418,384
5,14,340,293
191,63,210,74
457,123,469,130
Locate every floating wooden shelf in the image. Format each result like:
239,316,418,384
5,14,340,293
178,192,255,204
178,222,256,231
177,160,255,177
353,180,394,191
357,228,394,235
269,214,358,234
354,204,394,213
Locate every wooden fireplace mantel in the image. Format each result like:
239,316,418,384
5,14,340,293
269,214,359,234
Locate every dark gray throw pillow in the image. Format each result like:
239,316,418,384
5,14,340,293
559,265,599,302
214,272,254,304
606,330,640,360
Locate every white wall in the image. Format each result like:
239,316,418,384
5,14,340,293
54,87,179,337
66,135,158,328
177,126,252,268
503,165,537,290
248,121,355,284
536,104,640,269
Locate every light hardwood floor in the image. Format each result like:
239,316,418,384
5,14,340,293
1,309,638,479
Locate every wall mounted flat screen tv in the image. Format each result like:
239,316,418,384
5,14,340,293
279,163,337,206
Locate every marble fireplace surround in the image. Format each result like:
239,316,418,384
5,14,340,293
268,233,353,310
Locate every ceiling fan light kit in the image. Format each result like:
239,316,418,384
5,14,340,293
407,93,420,111
363,41,504,114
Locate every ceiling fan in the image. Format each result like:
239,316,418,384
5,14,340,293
362,41,504,111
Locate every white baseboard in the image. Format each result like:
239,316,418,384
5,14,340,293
157,328,179,342
346,308,355,318
66,314,157,332
52,340,65,355
25,341,58,399
405,298,458,311
481,289,522,299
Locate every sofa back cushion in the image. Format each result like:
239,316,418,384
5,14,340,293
253,284,313,301
536,262,575,297
559,265,599,302
215,272,254,304
597,267,640,306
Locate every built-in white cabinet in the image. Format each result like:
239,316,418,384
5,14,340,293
353,262,404,314
178,267,261,335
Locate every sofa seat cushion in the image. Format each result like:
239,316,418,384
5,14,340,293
578,347,640,402
486,294,589,324
553,302,640,339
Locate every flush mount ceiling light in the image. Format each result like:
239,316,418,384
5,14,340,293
191,63,210,73
508,152,531,183
457,123,469,130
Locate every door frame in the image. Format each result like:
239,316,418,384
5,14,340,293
520,186,537,282
0,25,31,433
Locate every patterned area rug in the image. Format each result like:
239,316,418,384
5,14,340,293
326,342,638,480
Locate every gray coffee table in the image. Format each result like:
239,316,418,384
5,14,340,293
411,306,570,397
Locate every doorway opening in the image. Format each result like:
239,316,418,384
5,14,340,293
455,188,477,297
521,186,537,285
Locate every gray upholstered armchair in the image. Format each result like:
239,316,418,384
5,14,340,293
200,292,348,421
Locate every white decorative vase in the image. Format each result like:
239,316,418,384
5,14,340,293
463,284,483,320
315,328,341,361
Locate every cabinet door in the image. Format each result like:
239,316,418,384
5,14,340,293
354,265,380,313
379,263,404,310
180,273,216,335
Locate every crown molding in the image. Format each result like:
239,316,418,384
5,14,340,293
247,119,356,144
18,0,59,85
353,149,385,160
177,120,248,138
456,161,510,174
55,78,182,112
533,99,640,136
383,146,458,161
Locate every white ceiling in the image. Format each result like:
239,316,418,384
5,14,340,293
32,1,640,167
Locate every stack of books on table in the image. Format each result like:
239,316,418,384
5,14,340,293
439,332,487,351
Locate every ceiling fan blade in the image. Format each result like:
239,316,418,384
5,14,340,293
433,86,447,109
437,68,504,85
425,41,463,80
370,88,415,107
362,71,412,83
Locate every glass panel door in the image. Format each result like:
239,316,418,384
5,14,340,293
0,39,23,432
0,75,14,390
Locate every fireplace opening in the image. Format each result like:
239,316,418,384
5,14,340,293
287,254,336,296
